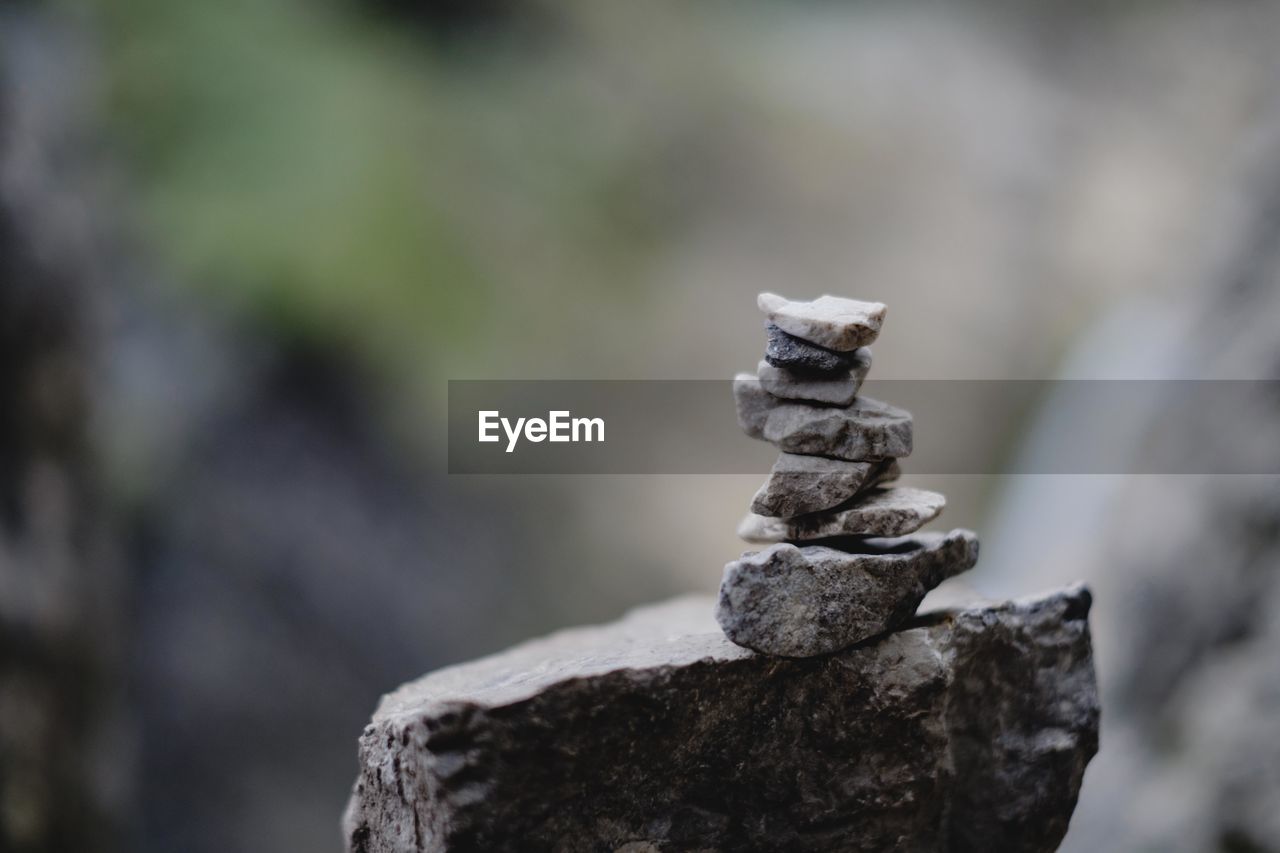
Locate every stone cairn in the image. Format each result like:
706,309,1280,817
717,292,979,656
342,292,1100,852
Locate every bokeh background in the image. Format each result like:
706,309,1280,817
3,0,1279,851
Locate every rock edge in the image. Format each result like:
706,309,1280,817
344,584,1098,853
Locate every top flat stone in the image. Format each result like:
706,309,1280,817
758,292,887,351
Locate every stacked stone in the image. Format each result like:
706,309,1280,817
716,293,980,657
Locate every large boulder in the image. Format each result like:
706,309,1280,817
344,587,1099,852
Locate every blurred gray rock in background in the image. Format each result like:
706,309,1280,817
0,12,127,851
981,96,1280,853
2,8,677,853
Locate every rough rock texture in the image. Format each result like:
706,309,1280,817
750,454,900,518
717,529,979,656
344,587,1097,852
755,356,869,405
738,486,945,543
758,292,886,350
735,376,913,461
764,324,863,374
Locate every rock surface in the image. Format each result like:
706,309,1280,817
758,292,886,350
735,376,913,460
750,454,900,517
344,587,1097,853
755,356,869,405
717,529,979,656
764,324,863,374
738,486,945,543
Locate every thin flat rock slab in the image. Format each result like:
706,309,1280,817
764,324,864,374
344,585,1097,853
756,355,870,406
734,374,912,461
750,454,900,518
738,486,944,543
716,529,979,657
758,291,887,350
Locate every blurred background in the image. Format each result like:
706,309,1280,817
2,0,1279,850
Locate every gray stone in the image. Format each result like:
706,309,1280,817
344,585,1097,853
756,355,869,405
735,375,913,460
764,324,863,374
738,486,945,543
758,292,887,350
717,529,979,656
750,454,900,517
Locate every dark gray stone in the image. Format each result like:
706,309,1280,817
735,375,913,460
343,586,1098,852
717,529,979,656
764,324,863,374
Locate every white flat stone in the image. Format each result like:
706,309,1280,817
758,292,887,351
738,486,945,543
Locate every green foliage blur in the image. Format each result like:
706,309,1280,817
91,0,698,389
